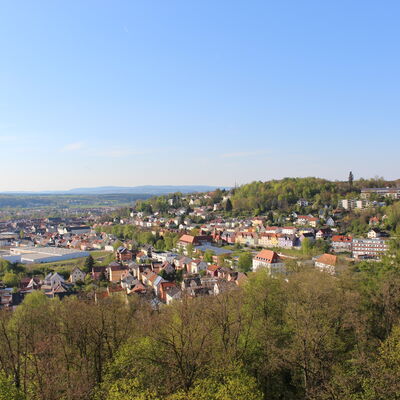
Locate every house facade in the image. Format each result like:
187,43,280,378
315,253,337,274
252,250,285,274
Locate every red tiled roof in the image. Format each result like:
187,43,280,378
179,234,195,244
255,250,280,263
316,253,337,266
332,235,352,243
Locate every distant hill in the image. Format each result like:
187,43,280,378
67,185,228,195
2,185,229,195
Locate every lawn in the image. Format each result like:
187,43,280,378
25,250,112,275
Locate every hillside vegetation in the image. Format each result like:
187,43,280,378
2,250,400,399
133,176,399,216
230,176,397,212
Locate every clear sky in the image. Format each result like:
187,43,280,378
0,0,399,191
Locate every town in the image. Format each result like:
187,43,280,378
0,177,399,309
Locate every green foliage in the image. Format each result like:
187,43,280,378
104,378,159,400
186,244,194,257
2,272,19,287
203,250,215,263
169,366,263,400
3,249,400,400
231,177,343,213
224,198,233,212
301,238,330,256
237,252,252,272
0,260,11,276
385,202,400,234
155,239,165,251
349,171,354,188
352,325,400,400
227,177,399,215
0,372,23,400
301,237,313,255
84,255,95,272
113,240,124,250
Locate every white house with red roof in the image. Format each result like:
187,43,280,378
314,253,338,274
252,250,285,274
296,215,319,227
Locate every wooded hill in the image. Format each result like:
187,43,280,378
230,176,398,212
134,176,400,215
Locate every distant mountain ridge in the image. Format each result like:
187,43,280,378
2,185,230,195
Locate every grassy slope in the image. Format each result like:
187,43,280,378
25,250,112,274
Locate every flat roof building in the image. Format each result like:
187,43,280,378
1,247,90,264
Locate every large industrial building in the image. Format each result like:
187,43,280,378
1,247,90,264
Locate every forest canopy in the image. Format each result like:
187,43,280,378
1,249,400,399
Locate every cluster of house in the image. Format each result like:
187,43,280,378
109,209,393,261
337,187,400,211
0,212,139,256
89,240,247,305
0,269,87,309
0,188,397,309
338,199,386,210
0,224,392,310
252,249,340,276
331,228,391,259
361,187,400,199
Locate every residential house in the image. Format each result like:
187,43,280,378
252,250,285,274
106,263,129,283
299,232,316,243
91,266,107,280
325,217,335,227
159,281,178,302
206,264,220,277
277,234,299,248
69,267,86,284
136,251,148,263
174,256,192,271
281,226,297,235
296,215,319,227
189,259,208,274
235,232,258,247
43,272,65,287
181,276,202,291
297,199,309,207
213,281,237,295
316,228,332,240
220,231,236,244
0,288,13,308
367,229,382,239
177,234,212,252
264,226,282,234
127,281,147,295
258,233,279,248
369,216,380,226
314,253,338,274
115,246,133,262
152,276,167,297
120,274,137,289
159,261,176,276
20,277,41,294
141,269,157,286
165,287,182,304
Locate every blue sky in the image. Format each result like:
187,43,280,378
0,0,399,190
